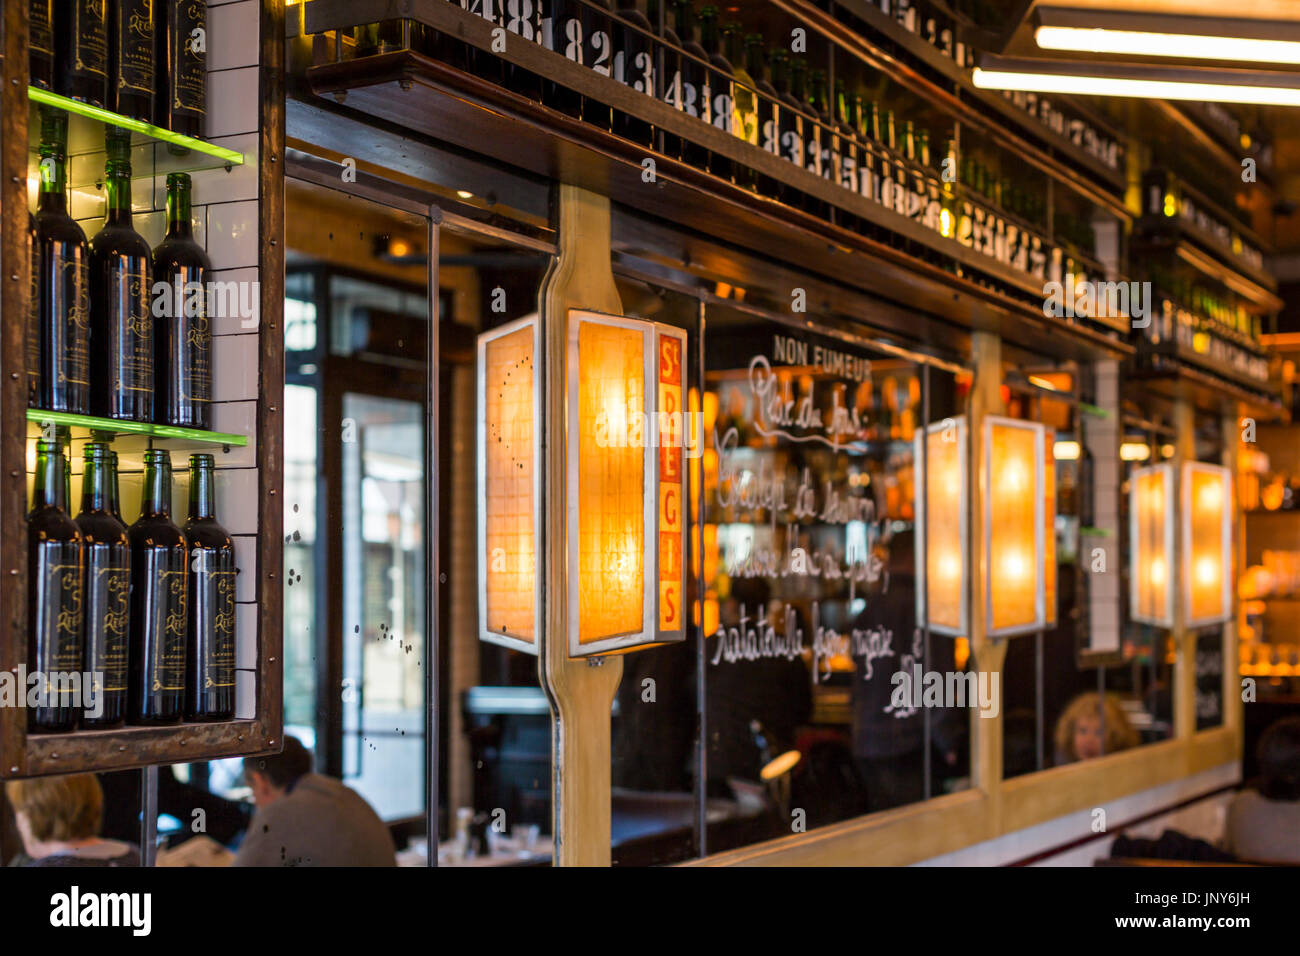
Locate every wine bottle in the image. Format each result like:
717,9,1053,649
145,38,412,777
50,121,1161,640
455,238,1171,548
582,0,615,131
27,214,41,409
90,134,155,423
614,0,655,146
807,69,833,182
153,172,212,429
650,0,682,156
55,0,109,107
771,51,803,173
834,78,857,192
672,0,710,169
110,0,156,121
544,0,584,117
697,6,732,180
27,440,84,733
32,110,92,415
156,0,206,138
726,25,756,189
76,442,130,728
30,0,56,89
108,448,124,522
853,92,876,201
128,449,188,724
184,454,235,721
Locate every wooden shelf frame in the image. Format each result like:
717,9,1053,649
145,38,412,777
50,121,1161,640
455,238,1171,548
0,0,286,779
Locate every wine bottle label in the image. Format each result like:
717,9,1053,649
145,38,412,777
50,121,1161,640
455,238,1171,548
73,0,109,78
170,0,206,118
149,565,187,692
31,0,54,56
193,550,236,689
116,0,157,95
112,266,153,394
33,550,83,699
56,252,92,389
86,555,130,693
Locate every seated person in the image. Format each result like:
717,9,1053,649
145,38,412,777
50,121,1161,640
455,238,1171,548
1053,691,1139,764
1223,716,1300,863
234,736,396,867
5,773,139,867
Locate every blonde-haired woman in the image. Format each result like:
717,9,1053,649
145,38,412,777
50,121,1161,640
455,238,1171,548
1054,692,1140,764
4,773,138,867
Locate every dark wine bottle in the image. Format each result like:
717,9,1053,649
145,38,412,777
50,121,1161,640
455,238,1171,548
30,0,56,89
771,51,804,174
582,0,615,131
107,448,123,522
649,0,682,157
156,0,206,138
808,70,835,183
544,0,584,117
32,110,92,415
183,454,235,721
27,440,84,733
834,79,859,192
671,0,710,169
75,442,130,728
27,214,41,409
613,0,655,147
697,6,731,180
55,0,109,107
128,449,188,724
110,0,156,121
153,172,212,429
90,134,155,423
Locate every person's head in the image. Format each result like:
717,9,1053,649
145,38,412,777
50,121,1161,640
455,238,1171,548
243,736,313,808
4,773,103,855
1054,692,1139,763
1258,717,1300,802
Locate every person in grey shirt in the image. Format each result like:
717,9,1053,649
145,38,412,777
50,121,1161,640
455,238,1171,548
1223,717,1300,864
234,736,397,867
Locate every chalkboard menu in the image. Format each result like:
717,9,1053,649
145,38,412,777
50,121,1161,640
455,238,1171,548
701,305,968,837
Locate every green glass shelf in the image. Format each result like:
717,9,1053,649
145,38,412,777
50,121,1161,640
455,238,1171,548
28,88,245,192
26,409,247,447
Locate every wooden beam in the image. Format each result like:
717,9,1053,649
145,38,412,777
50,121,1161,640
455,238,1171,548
538,185,624,866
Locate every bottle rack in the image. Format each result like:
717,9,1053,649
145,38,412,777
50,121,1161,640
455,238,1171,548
302,0,1128,342
1,0,284,780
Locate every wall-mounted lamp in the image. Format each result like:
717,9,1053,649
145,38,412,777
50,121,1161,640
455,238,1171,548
1129,463,1174,628
1184,462,1233,627
915,417,968,636
984,417,1052,637
477,310,687,659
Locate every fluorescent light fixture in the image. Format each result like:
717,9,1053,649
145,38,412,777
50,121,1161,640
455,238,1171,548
1035,7,1300,66
973,54,1300,107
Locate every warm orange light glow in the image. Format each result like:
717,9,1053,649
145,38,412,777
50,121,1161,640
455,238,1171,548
576,320,645,645
1044,438,1057,627
1185,463,1232,626
986,418,1047,635
479,319,538,650
917,418,967,635
1130,463,1173,627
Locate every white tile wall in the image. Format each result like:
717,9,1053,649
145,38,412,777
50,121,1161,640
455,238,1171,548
208,0,262,72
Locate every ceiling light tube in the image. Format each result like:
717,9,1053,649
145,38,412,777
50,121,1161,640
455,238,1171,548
973,55,1300,107
1035,7,1300,65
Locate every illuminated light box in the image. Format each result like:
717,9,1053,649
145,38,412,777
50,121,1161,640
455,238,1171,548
566,311,688,657
1044,436,1057,627
1129,463,1174,628
1183,462,1233,627
915,417,968,636
984,417,1051,637
476,316,540,653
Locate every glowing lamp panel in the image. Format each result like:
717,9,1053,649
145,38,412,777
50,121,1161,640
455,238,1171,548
576,320,646,646
479,320,538,651
1184,463,1232,626
1129,464,1172,627
917,418,967,635
985,418,1046,636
